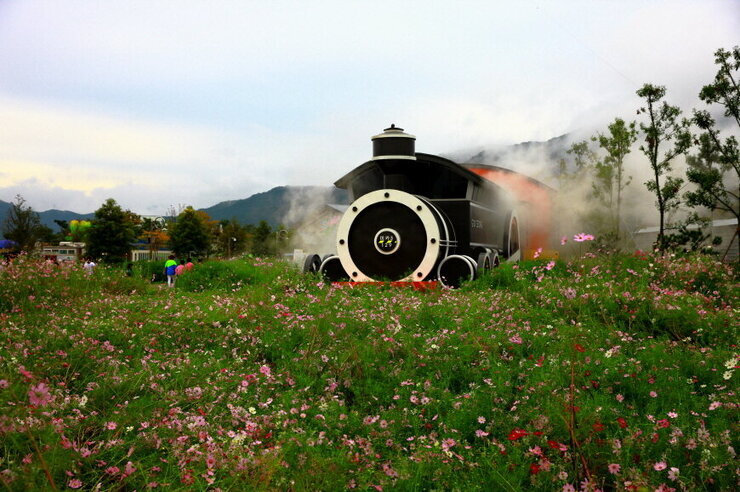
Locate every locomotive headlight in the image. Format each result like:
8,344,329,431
336,189,453,281
374,228,401,255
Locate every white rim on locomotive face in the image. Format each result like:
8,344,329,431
336,189,442,282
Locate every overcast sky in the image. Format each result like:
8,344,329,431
0,0,738,214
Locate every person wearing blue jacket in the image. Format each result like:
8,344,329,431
164,255,178,287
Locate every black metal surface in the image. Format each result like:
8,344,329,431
303,254,321,274
347,202,427,280
373,138,415,158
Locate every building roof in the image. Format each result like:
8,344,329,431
636,218,738,234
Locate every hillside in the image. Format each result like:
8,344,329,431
0,186,347,236
0,199,94,232
200,185,349,226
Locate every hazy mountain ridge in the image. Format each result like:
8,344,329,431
201,185,349,226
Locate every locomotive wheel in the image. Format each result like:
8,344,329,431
502,211,521,261
302,254,321,274
319,255,349,282
437,254,476,288
476,251,492,277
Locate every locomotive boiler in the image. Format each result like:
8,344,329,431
304,125,554,288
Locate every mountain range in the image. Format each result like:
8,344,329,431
0,186,348,234
0,200,95,233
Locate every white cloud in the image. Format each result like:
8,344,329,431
0,0,737,216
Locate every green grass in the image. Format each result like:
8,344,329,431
0,252,737,490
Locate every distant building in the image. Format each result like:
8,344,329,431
131,248,173,261
41,242,86,262
634,218,738,262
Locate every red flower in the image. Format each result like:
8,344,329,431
507,428,528,441
616,417,628,428
529,463,541,475
656,419,670,428
592,421,605,432
574,344,585,353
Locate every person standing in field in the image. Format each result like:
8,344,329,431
164,255,178,287
83,257,96,275
185,257,194,271
175,259,186,276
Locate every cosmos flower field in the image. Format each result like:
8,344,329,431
0,252,737,491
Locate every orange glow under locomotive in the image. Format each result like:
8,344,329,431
466,166,556,259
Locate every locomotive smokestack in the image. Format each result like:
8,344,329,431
371,124,416,161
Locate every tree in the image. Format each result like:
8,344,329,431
558,140,598,187
685,46,739,258
86,198,138,263
636,84,692,250
252,220,273,256
593,118,637,239
1,195,45,252
140,217,169,260
215,219,250,257
168,207,211,258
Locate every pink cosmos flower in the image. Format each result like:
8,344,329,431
68,479,82,489
562,484,575,492
441,438,456,451
509,335,523,344
654,461,667,471
28,382,52,407
382,462,398,478
573,233,595,242
649,391,658,398
545,261,556,271
106,422,117,430
477,416,486,424
667,467,680,481
123,461,136,477
0,379,8,389
708,401,721,410
560,236,568,245
259,365,271,377
608,463,620,474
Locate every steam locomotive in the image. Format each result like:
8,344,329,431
304,125,555,288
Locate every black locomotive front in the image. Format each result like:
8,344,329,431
311,125,521,287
